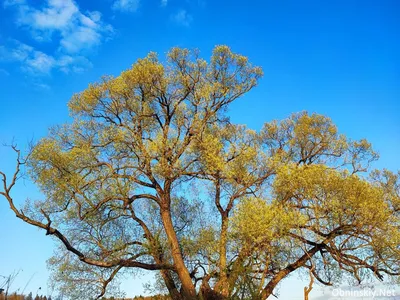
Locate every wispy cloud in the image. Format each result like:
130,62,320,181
1,40,92,75
2,0,110,78
160,0,167,7
0,42,53,74
34,82,51,90
5,0,113,53
171,9,193,27
3,0,23,7
24,50,56,74
0,69,10,76
57,55,92,73
112,0,140,13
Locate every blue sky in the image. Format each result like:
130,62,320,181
0,0,399,298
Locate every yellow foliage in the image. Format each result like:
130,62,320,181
273,163,392,229
9,46,397,299
232,197,305,249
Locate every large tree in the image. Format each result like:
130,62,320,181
1,46,399,300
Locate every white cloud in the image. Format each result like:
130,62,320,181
60,25,102,53
24,51,56,73
9,42,33,61
1,40,93,75
57,55,92,73
161,0,167,7
30,0,79,30
6,0,113,54
2,0,113,82
171,9,193,27
3,0,25,7
6,41,56,74
112,0,140,13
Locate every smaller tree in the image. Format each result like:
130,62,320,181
26,292,33,300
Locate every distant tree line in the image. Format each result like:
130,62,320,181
0,292,52,300
0,291,170,300
100,296,171,300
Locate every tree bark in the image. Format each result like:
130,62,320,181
160,269,183,300
160,208,197,300
214,213,229,298
304,267,314,300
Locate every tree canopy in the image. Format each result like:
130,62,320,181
1,45,399,300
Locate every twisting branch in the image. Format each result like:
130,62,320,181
96,265,124,299
0,145,175,272
304,263,314,300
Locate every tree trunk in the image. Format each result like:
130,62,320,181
160,208,197,300
200,277,225,300
160,269,183,300
214,214,229,298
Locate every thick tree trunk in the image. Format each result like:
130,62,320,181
159,269,183,300
160,208,197,300
214,214,229,298
136,210,182,300
200,276,225,300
